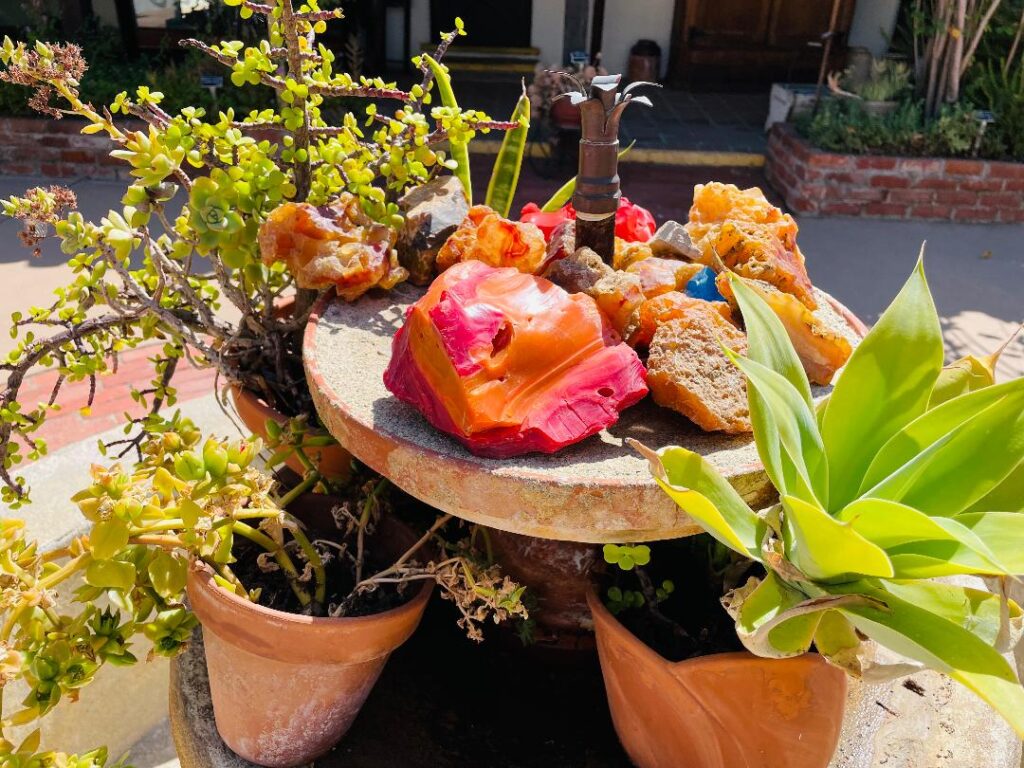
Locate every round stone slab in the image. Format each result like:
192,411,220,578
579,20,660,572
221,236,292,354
304,282,864,543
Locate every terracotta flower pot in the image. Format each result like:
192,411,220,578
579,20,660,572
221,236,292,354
230,384,353,483
187,563,431,767
487,528,600,635
587,589,847,768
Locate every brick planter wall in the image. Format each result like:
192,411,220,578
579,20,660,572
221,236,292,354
0,116,143,180
766,123,1024,223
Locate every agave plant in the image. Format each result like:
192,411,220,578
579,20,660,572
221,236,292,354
634,253,1024,736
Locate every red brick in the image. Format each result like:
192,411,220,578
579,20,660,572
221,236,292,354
808,152,851,169
787,195,818,214
945,159,986,176
910,205,952,219
866,202,908,217
870,174,911,189
998,208,1024,222
961,178,1004,192
60,149,93,164
935,190,977,205
917,177,958,190
987,162,1024,180
1002,179,1024,192
843,187,886,202
979,192,1021,209
819,202,862,216
898,158,944,175
0,163,36,175
39,163,74,177
953,207,999,222
887,189,935,205
855,155,898,170
789,140,812,164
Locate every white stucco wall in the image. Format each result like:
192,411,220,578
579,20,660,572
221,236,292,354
532,1,567,64
848,0,900,57
598,0,674,79
410,0,431,50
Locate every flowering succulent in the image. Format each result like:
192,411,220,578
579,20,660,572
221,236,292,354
0,2,516,506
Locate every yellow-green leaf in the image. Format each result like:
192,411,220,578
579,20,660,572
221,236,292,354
148,550,187,600
90,518,129,560
821,253,944,509
85,559,136,592
781,495,893,580
484,84,530,217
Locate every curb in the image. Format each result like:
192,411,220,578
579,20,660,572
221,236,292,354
469,141,765,167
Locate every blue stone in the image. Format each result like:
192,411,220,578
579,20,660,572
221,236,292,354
685,267,725,302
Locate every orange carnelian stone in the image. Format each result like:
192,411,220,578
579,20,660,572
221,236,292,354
384,260,648,457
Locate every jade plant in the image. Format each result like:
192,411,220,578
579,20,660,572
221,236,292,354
632,256,1024,736
0,413,527,765
0,0,522,507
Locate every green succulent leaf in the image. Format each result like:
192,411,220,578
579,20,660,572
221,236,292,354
632,441,764,560
89,518,129,561
147,550,187,600
886,511,1024,577
781,495,893,580
860,386,1024,516
85,559,136,592
821,253,944,509
967,462,1024,513
830,579,1024,738
726,348,827,505
423,55,471,202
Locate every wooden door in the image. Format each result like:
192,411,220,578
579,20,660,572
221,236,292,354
668,0,857,87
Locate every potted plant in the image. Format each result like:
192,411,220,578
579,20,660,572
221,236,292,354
0,413,528,767
591,260,1024,768
0,1,520,507
828,56,912,116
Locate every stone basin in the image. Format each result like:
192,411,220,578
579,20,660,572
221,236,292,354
303,282,864,543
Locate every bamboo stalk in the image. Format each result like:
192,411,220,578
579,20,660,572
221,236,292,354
962,0,1004,77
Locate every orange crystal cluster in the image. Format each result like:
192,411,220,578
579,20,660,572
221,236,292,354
259,193,407,301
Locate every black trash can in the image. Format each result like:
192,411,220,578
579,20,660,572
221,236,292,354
627,39,661,83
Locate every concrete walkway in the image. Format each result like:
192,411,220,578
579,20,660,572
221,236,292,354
2,173,1021,374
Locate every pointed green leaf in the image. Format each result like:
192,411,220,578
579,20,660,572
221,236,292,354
862,387,1024,516
888,511,1024,576
423,55,471,202
930,323,1021,407
634,441,764,560
728,274,813,407
781,495,894,580
967,461,1024,513
830,579,1024,738
837,497,960,548
484,85,530,217
862,378,1024,494
821,255,944,508
727,350,827,505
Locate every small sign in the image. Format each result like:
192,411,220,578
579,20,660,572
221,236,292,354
568,50,589,68
200,74,224,89
975,110,996,123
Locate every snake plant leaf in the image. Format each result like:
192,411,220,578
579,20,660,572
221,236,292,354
540,141,635,212
887,511,1024,577
821,253,944,509
930,322,1022,408
831,579,1024,738
631,440,764,560
726,350,827,505
423,55,472,202
484,83,530,217
860,377,1024,495
860,386,1024,516
781,495,894,580
967,462,1024,513
727,274,813,407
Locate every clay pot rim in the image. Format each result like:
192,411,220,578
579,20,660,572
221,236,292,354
586,585,830,672
189,558,433,633
229,382,288,425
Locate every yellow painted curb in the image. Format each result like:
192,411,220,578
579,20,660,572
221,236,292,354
468,141,765,167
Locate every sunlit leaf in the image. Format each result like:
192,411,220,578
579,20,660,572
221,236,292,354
781,495,893,580
821,253,944,508
830,579,1024,738
632,441,764,560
